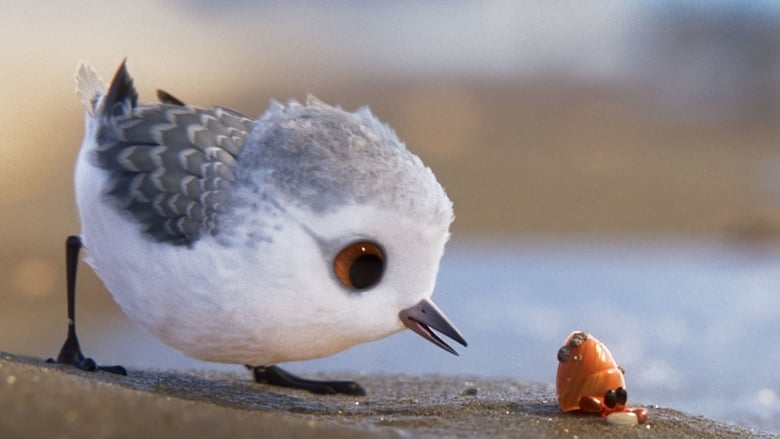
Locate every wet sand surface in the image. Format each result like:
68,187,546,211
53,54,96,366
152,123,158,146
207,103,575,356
1,353,773,439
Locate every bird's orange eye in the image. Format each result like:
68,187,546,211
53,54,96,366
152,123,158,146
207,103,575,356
333,241,385,290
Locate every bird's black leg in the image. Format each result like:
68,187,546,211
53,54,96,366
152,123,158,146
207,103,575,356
47,235,126,375
246,365,366,396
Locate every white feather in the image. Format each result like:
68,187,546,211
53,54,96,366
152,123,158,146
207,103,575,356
74,61,105,116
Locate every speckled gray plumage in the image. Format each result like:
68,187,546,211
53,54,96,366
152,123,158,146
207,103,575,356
87,62,452,247
237,97,451,221
91,62,253,245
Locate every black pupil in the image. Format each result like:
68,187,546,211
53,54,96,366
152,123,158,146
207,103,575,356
349,254,384,289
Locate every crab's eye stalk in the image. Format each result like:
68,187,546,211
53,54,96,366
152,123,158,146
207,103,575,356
333,241,385,290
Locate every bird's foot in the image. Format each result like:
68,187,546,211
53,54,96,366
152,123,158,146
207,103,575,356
47,235,126,376
247,365,365,396
47,329,127,375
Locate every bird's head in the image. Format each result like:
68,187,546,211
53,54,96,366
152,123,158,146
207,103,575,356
232,96,467,359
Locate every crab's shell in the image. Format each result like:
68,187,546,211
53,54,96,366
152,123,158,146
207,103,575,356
556,331,626,412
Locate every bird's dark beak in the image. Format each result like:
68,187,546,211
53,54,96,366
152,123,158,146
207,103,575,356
399,298,467,355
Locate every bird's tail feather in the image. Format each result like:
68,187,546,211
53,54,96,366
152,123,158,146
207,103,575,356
102,59,138,116
75,61,105,116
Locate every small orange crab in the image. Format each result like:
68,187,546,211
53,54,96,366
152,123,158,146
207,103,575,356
556,331,648,425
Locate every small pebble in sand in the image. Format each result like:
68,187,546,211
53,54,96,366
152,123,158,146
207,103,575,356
460,387,478,396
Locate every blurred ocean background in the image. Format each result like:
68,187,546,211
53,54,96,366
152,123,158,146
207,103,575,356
1,0,779,434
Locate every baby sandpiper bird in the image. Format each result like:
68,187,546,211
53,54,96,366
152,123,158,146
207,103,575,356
50,60,466,395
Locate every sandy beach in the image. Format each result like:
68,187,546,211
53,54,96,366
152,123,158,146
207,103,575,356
0,352,773,439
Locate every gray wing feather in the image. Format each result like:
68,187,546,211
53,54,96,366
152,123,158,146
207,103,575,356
94,62,254,245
